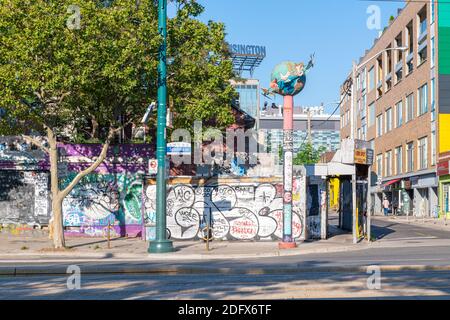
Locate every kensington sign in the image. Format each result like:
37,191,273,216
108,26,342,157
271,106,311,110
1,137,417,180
228,44,266,58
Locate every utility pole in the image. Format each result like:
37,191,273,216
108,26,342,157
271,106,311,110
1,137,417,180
148,0,173,254
307,108,312,144
367,165,372,242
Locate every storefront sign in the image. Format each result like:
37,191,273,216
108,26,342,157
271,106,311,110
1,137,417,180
354,149,367,164
437,160,450,176
354,148,374,165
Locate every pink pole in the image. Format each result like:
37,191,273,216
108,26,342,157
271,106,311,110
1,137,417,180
279,95,296,249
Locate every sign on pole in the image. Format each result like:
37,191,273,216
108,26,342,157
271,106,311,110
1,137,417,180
148,159,158,175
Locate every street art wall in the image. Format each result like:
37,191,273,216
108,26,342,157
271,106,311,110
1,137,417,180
144,177,307,241
62,173,144,238
0,171,50,225
60,141,153,237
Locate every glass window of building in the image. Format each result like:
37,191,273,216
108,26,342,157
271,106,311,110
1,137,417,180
376,154,383,178
406,93,415,122
407,142,414,172
395,146,403,175
385,150,392,177
395,100,403,128
431,78,436,121
368,67,375,92
418,83,428,116
385,108,392,133
369,102,375,127
377,114,383,137
418,137,428,170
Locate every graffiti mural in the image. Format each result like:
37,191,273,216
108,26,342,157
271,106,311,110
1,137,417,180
0,171,50,225
62,173,144,237
144,177,307,241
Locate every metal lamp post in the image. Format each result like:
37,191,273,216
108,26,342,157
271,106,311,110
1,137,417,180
148,0,174,254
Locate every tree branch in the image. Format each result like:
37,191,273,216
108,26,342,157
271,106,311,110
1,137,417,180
59,128,119,199
21,135,49,154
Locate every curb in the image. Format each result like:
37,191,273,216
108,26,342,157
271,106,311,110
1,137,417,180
0,244,366,262
3,264,450,276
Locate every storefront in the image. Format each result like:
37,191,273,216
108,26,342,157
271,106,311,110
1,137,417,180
438,159,450,219
375,171,437,217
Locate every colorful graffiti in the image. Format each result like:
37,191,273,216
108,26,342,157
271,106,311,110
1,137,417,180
144,178,307,241
62,173,144,237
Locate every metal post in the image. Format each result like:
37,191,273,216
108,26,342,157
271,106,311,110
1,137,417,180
367,166,372,242
107,221,111,249
279,95,296,249
352,173,358,244
149,0,173,253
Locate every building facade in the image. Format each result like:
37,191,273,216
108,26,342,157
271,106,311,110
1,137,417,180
260,106,340,157
230,79,260,128
341,1,441,217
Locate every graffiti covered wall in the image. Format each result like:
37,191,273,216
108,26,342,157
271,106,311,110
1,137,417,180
0,171,50,225
60,143,152,238
144,177,307,241
62,173,145,238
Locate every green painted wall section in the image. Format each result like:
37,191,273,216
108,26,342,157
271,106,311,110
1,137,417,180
439,3,450,74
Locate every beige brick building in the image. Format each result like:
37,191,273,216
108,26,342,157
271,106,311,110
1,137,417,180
340,1,439,216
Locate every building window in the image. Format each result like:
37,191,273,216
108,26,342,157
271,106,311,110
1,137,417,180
368,67,375,92
395,101,403,128
377,114,383,137
406,93,414,122
406,21,414,73
385,151,392,177
369,102,375,127
431,131,436,166
377,154,383,178
418,137,428,170
407,142,414,172
385,108,392,133
395,146,403,175
418,83,428,116
431,37,435,68
362,124,367,141
431,78,436,121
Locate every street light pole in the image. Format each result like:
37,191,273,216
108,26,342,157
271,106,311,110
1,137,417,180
149,0,174,254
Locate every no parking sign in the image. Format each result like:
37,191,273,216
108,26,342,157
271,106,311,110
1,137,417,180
148,159,158,175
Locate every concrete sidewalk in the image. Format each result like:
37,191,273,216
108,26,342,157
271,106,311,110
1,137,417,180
0,231,365,261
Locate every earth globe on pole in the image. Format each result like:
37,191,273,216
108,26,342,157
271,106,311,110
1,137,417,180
263,55,314,249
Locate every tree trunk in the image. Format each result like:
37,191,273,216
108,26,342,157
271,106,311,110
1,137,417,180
47,127,65,248
51,195,65,248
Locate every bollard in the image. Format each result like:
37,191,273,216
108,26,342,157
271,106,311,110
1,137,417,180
107,221,111,249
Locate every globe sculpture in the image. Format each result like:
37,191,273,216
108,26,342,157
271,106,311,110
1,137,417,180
263,55,314,97
263,54,314,249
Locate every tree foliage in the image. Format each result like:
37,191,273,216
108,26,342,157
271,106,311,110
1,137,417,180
293,142,326,165
0,0,236,247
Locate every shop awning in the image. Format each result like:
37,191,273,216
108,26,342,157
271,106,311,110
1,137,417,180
382,178,401,188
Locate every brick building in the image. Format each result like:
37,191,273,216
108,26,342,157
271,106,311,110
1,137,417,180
340,1,446,217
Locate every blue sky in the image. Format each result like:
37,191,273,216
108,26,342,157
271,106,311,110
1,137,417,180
172,0,405,113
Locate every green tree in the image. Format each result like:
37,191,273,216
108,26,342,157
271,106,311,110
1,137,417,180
293,142,326,165
0,0,236,248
